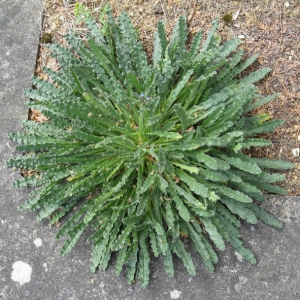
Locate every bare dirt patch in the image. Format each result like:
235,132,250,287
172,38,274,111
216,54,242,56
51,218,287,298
36,0,300,194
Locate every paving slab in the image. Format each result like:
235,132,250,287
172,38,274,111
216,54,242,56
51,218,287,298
0,1,299,299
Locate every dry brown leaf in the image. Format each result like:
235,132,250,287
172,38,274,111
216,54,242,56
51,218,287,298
244,12,268,32
31,109,49,123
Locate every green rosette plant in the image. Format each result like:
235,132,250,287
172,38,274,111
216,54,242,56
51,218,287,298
7,8,294,288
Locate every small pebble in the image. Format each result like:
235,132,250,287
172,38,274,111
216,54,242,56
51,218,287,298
232,9,240,21
292,148,299,157
233,23,240,28
170,290,182,299
33,238,43,248
238,34,245,39
284,2,289,8
11,261,32,286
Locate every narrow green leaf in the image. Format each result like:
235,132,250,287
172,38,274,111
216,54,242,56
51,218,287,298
201,217,225,250
126,239,138,284
157,175,169,194
149,230,160,257
215,152,261,175
244,113,271,126
146,131,182,140
151,220,164,236
233,54,259,75
172,162,199,174
172,239,196,276
138,233,150,288
229,234,257,264
186,222,211,261
220,197,257,224
165,69,193,111
248,204,282,228
243,94,278,113
240,67,271,85
191,151,218,170
127,72,142,93
153,21,165,67
217,185,253,203
60,222,87,256
115,246,128,276
252,158,294,170
174,104,188,131
192,221,218,264
123,215,144,226
200,18,219,52
248,181,288,195
176,169,209,197
188,31,202,58
90,235,110,273
140,173,156,194
245,119,284,136
55,205,88,240
169,186,190,222
136,191,149,216
163,201,176,231
170,180,205,209
161,248,174,277
113,225,133,251
239,138,272,149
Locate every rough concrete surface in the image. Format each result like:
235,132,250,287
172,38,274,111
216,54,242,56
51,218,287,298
0,1,299,299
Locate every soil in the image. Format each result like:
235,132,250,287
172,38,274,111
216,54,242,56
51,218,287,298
35,0,300,195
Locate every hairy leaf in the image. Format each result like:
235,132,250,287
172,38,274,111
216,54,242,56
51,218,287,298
7,10,293,288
